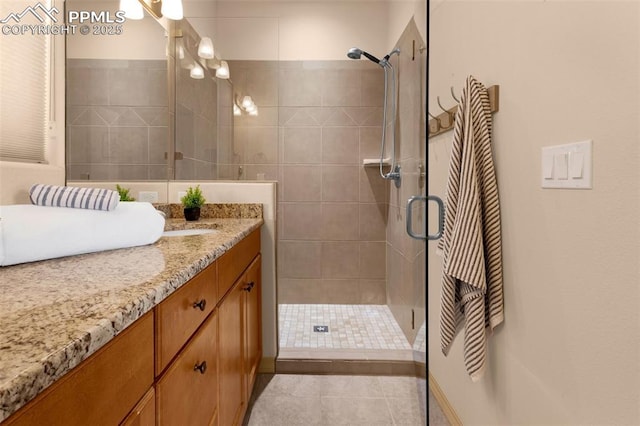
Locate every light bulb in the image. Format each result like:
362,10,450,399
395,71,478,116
119,0,144,20
245,103,257,113
233,104,242,116
190,63,204,79
216,60,230,79
248,108,258,116
161,0,183,20
198,37,214,59
241,96,253,110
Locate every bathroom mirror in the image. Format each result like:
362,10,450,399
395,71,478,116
65,0,169,181
64,4,280,182
172,16,279,181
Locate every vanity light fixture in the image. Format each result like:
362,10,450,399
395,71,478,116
241,96,254,110
120,0,144,19
207,55,221,70
161,0,183,20
190,63,204,79
216,60,230,79
198,37,215,59
233,104,242,116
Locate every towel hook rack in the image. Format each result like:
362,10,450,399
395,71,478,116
429,84,500,138
436,96,455,125
428,112,441,132
450,86,460,103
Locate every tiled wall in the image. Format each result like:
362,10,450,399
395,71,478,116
66,59,168,181
231,60,389,304
385,20,427,344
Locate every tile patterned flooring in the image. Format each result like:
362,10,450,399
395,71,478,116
244,374,447,426
279,304,412,351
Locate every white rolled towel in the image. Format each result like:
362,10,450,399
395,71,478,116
0,202,165,267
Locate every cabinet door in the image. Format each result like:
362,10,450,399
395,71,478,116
156,311,218,426
218,280,245,426
120,388,155,426
244,254,262,400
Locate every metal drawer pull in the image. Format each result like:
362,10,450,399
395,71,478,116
243,282,255,292
192,299,206,311
194,361,207,374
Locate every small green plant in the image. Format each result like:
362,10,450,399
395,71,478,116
181,185,206,209
116,184,135,201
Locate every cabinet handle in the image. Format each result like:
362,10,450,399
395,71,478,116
243,282,255,292
194,360,207,374
192,299,207,311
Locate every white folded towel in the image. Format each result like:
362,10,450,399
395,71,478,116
0,202,165,266
29,184,120,211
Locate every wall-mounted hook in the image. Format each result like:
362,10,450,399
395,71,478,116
436,96,455,126
428,112,441,133
450,86,460,103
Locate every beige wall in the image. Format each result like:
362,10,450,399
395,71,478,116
429,1,640,424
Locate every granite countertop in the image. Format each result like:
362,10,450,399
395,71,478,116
0,212,263,421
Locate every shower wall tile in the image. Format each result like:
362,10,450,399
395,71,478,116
358,280,386,304
281,203,323,240
279,67,323,106
279,241,323,279
359,242,386,279
108,127,147,164
66,59,169,181
322,127,359,164
359,203,387,241
321,69,361,107
244,127,279,164
322,166,359,202
67,126,108,164
243,164,279,181
321,242,360,279
359,167,388,204
321,203,360,241
235,59,387,303
149,127,169,164
282,165,322,201
283,127,322,163
359,127,383,161
360,69,385,107
66,65,109,106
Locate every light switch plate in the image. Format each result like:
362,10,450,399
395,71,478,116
138,191,159,203
541,140,592,189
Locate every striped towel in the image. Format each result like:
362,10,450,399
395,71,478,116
29,184,119,212
439,75,504,381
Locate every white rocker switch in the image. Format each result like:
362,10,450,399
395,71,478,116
569,152,584,179
554,153,568,180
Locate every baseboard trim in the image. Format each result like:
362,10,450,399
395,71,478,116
429,373,463,426
258,357,276,374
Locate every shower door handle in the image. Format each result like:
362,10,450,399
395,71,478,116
406,195,444,240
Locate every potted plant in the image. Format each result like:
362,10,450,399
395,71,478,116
181,185,206,221
116,184,135,201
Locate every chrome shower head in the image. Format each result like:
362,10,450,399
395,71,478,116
346,47,381,64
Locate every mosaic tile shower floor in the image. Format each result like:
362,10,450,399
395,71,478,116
279,304,412,351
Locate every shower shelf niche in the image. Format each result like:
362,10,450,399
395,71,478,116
362,158,391,167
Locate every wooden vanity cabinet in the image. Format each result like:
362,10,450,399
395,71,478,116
1,227,262,426
156,311,218,426
3,313,154,426
218,230,262,426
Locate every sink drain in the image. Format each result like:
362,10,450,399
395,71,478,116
313,325,329,333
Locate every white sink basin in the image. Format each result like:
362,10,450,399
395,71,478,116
162,229,217,237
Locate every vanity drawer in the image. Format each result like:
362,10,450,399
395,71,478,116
156,311,218,426
120,387,155,426
155,261,217,376
4,312,154,426
217,228,260,300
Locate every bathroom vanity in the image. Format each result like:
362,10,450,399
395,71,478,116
0,209,263,426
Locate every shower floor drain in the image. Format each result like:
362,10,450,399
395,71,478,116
313,325,329,333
